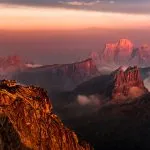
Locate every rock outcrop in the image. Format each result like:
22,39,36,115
13,58,99,93
102,43,117,63
0,80,93,150
112,66,148,100
72,66,148,104
96,39,150,67
102,39,133,65
55,58,98,81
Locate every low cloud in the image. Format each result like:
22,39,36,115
77,94,101,106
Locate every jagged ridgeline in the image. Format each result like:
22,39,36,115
0,80,93,150
92,39,150,67
111,66,149,101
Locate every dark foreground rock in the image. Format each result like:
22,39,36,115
62,93,150,150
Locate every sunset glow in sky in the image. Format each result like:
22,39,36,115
1,4,150,30
1,0,150,64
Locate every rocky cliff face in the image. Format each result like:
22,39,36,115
51,58,97,80
63,58,98,83
102,39,133,65
72,66,148,104
98,39,150,67
102,43,117,63
112,66,148,100
0,55,35,80
13,58,99,93
0,80,93,150
115,39,133,64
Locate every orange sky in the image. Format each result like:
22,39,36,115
1,4,150,30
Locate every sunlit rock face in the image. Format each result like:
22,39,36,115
102,39,134,65
103,43,117,64
61,58,98,82
0,80,93,150
112,66,148,101
115,39,133,65
97,39,150,67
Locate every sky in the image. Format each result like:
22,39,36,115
0,0,150,64
0,0,150,30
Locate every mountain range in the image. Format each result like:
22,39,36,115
52,66,150,150
13,58,99,93
92,39,150,67
1,67,150,149
72,66,148,103
1,54,150,149
1,38,150,83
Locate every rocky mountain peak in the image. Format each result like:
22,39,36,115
0,80,93,150
117,39,133,48
97,38,150,67
112,66,148,101
101,39,134,65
